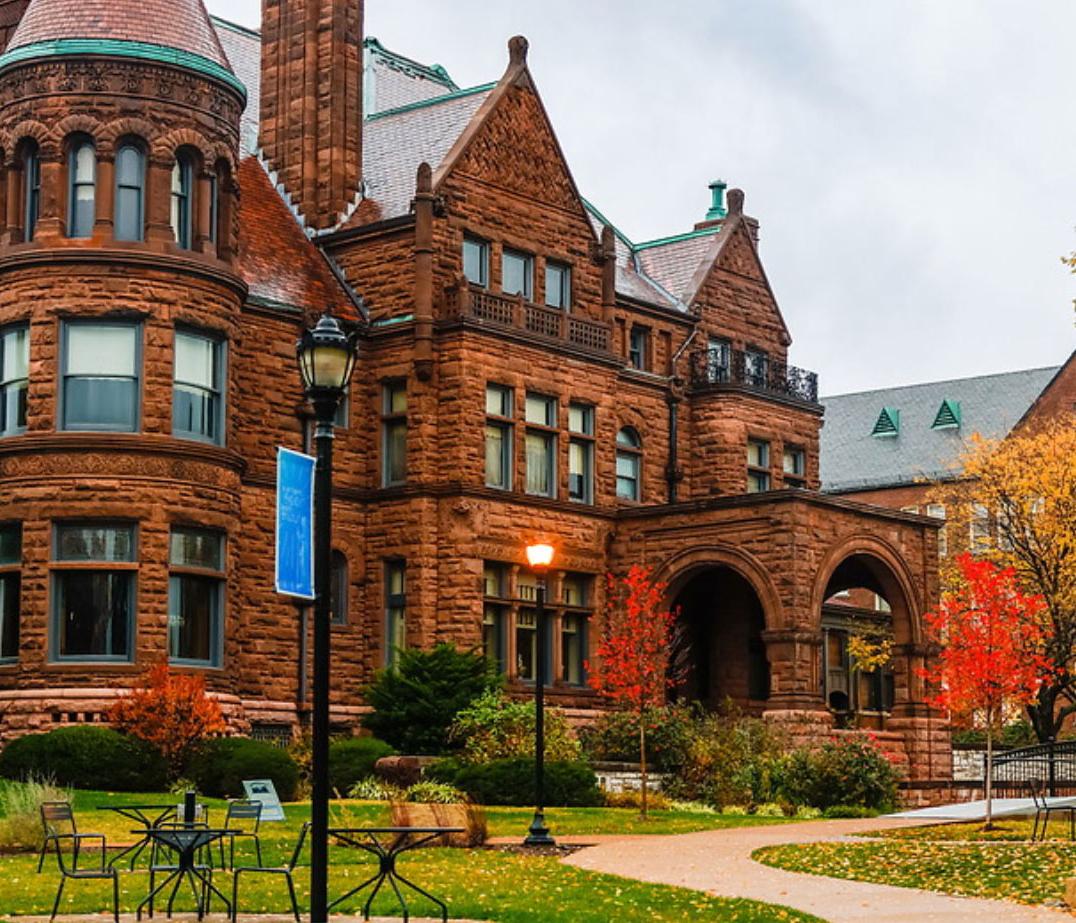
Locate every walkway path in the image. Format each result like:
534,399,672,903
562,816,1073,922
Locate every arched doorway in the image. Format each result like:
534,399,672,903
669,567,770,710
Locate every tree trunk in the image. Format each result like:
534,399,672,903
984,709,994,830
639,717,649,819
1028,684,1064,743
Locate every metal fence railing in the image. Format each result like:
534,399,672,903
992,739,1076,797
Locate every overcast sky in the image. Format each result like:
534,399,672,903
207,0,1075,395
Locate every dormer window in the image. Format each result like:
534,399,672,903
462,235,489,287
871,407,900,438
932,399,961,430
502,248,533,300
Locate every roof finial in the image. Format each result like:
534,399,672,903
706,180,728,220
727,188,745,216
416,161,432,194
509,35,529,66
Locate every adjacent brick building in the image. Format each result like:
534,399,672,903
0,0,949,781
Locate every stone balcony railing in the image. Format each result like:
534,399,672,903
448,282,612,354
689,346,819,405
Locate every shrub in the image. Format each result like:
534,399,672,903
404,781,467,804
348,777,403,801
579,704,694,773
328,737,395,796
721,805,749,816
951,720,1037,749
795,805,823,819
663,708,786,809
362,644,500,754
453,758,602,807
107,663,226,779
777,737,899,811
821,804,881,819
0,776,72,850
602,789,670,811
0,727,169,792
753,802,786,817
187,737,299,801
450,690,581,764
422,757,465,785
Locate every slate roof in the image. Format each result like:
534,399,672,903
364,37,457,115
820,366,1061,493
10,0,231,69
637,230,722,303
213,17,260,154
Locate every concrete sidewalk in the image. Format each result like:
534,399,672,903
563,816,1073,922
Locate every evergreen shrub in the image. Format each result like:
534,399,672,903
187,737,299,801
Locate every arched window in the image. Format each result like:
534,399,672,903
616,427,642,501
67,139,96,239
171,151,194,249
114,144,145,242
330,550,348,626
22,143,40,242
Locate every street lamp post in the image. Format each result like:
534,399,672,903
296,312,358,923
524,542,556,847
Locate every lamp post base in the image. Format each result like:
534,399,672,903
524,810,555,847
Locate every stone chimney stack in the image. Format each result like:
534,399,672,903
259,0,364,230
0,0,31,51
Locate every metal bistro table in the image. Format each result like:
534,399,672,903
97,804,178,870
327,826,464,922
135,827,235,921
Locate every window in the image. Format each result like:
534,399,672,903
61,322,139,432
0,524,20,661
171,153,194,249
114,144,145,242
67,140,96,239
525,393,557,498
0,325,28,437
485,384,513,490
747,439,770,492
545,261,571,309
208,172,219,246
23,143,40,241
52,523,136,661
381,381,407,487
562,614,586,685
616,427,642,501
168,527,223,666
707,337,730,383
628,326,649,371
568,403,594,503
783,446,806,488
926,504,947,557
516,608,537,681
330,550,348,626
502,249,533,300
385,560,406,665
970,503,991,554
744,348,768,388
174,329,223,444
563,575,587,607
462,236,489,287
482,563,507,671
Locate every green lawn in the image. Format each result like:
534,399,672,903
3,788,815,922
867,817,1067,842
754,836,1076,906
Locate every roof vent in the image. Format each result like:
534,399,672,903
932,399,962,430
706,180,728,220
872,407,900,438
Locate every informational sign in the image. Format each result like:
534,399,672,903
242,779,286,822
275,447,315,600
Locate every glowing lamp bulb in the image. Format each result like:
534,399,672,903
525,543,555,570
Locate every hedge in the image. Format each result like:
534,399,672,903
328,737,395,796
187,737,299,801
453,758,602,807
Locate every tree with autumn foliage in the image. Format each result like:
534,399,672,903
108,663,227,779
587,565,678,817
920,553,1051,825
930,416,1076,740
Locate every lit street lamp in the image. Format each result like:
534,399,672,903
524,542,556,847
296,312,358,923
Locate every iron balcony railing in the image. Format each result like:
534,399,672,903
450,283,611,354
689,347,819,405
992,739,1076,797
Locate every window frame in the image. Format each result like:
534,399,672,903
782,445,806,488
628,326,650,371
482,562,509,673
171,152,195,249
706,336,731,383
60,320,141,433
67,138,96,239
501,248,534,300
114,143,146,242
615,427,642,502
524,392,558,499
544,260,571,310
0,323,29,437
568,402,595,504
462,235,490,288
746,438,771,493
485,383,514,490
381,380,408,488
167,526,225,668
927,503,948,558
173,327,225,445
384,559,406,666
50,522,138,663
330,549,348,626
0,523,21,663
744,347,769,388
23,143,40,242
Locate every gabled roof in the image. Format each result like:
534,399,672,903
10,0,231,70
820,365,1061,493
364,36,457,115
637,230,722,303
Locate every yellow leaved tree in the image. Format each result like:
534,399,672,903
930,416,1076,740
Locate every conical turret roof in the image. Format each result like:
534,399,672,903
8,0,231,71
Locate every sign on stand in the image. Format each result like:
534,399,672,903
243,779,286,822
275,447,315,600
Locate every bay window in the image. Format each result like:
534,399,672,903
174,329,224,444
0,325,28,436
61,322,140,432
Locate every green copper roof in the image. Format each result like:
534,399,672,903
366,82,497,122
634,224,722,252
871,407,901,438
364,37,458,90
0,39,246,100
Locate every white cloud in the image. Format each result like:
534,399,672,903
206,0,1075,392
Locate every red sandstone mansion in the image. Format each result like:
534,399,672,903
0,0,949,781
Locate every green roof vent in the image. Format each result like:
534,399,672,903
706,180,728,220
872,407,900,438
932,399,962,430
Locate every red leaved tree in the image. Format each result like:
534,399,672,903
108,663,227,778
920,553,1051,825
587,565,679,817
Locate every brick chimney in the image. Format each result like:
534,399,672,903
0,0,31,51
259,0,363,230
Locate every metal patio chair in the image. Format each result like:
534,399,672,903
231,822,309,923
37,801,107,874
219,799,263,869
1030,778,1076,840
45,817,119,923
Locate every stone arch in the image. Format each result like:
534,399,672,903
206,142,238,176
4,120,54,158
98,117,159,153
49,115,104,149
152,128,213,165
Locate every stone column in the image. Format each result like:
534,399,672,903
887,642,952,782
35,156,62,241
146,156,175,246
93,156,114,242
4,158,19,243
761,628,834,748
195,169,214,254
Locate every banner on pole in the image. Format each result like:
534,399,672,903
275,447,315,600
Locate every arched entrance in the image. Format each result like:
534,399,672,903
669,567,770,710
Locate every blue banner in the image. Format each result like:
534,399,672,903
275,447,315,600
